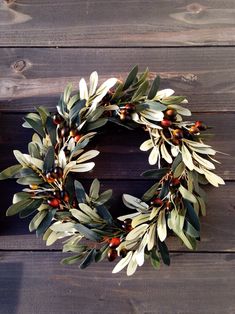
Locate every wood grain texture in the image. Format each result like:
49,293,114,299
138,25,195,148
0,47,235,112
0,252,234,314
0,181,234,252
0,113,234,179
0,1,235,47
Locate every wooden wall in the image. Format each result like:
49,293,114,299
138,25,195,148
0,1,235,313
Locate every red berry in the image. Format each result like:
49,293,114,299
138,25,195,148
151,198,163,206
171,138,180,146
125,103,135,112
107,249,117,262
172,129,183,139
48,198,61,208
53,167,63,179
46,172,56,183
53,113,63,125
60,127,70,138
122,219,133,232
161,119,172,128
195,121,207,131
109,237,121,248
74,134,82,142
61,191,69,203
165,201,173,211
170,178,181,188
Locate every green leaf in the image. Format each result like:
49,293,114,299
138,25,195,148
29,210,48,232
45,116,57,145
6,198,34,216
157,210,167,242
132,80,149,102
141,168,169,179
184,220,200,239
183,199,200,232
37,106,50,126
16,168,38,179
94,189,113,205
142,182,160,202
179,185,197,204
17,176,44,185
95,244,109,262
67,94,80,110
89,178,100,200
150,248,160,269
143,101,166,111
96,205,113,224
112,251,133,274
13,192,31,204
63,82,73,104
181,144,194,171
123,65,138,90
43,146,55,174
23,116,45,138
159,182,169,199
158,239,170,266
28,142,41,159
69,99,86,124
122,194,149,211
19,199,43,218
0,164,22,180
74,180,86,203
36,209,56,237
86,118,108,131
79,249,97,269
148,76,160,100
75,223,101,241
172,152,182,171
61,254,83,265
161,96,186,105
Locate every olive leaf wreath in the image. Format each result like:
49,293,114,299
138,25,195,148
0,66,225,276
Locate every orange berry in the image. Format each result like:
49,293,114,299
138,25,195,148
172,129,183,139
109,237,121,248
189,126,200,134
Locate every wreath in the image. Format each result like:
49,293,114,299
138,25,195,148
0,66,224,276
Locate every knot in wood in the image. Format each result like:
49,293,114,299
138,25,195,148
12,60,26,72
186,3,207,14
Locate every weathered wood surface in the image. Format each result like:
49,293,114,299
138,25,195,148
0,252,234,314
0,113,233,179
0,1,235,47
0,181,234,252
0,47,235,112
0,1,235,313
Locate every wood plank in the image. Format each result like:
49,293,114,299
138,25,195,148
1,1,235,47
0,252,234,314
0,181,234,252
0,113,234,179
0,47,235,112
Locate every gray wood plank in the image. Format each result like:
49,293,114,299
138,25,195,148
0,181,234,252
0,113,233,179
0,1,235,47
0,47,235,112
0,252,234,314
